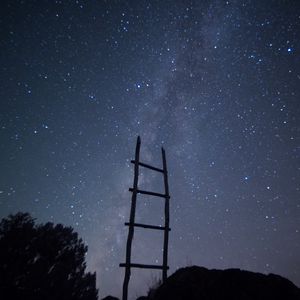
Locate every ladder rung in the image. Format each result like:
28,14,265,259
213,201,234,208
125,222,171,231
129,188,170,199
131,160,164,173
119,263,169,270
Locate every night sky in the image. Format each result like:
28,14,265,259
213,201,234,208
1,0,299,299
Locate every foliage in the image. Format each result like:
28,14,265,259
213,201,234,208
0,212,98,300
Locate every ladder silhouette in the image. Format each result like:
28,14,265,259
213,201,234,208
120,136,170,300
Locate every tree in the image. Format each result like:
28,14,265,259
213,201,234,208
0,212,98,300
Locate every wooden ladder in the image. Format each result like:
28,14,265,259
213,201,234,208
120,136,171,300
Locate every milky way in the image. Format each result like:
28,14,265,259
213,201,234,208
1,1,299,299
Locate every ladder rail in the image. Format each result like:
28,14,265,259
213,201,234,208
162,147,170,282
122,136,141,300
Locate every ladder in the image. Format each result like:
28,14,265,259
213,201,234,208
120,136,171,300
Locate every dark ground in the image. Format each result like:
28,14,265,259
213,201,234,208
105,265,300,300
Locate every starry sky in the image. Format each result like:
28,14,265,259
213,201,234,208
1,0,299,299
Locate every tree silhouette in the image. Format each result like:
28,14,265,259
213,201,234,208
0,212,98,300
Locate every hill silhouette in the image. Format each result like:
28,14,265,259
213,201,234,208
146,266,300,300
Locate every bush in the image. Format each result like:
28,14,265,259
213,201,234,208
0,212,98,300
